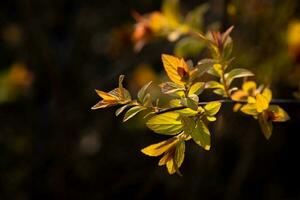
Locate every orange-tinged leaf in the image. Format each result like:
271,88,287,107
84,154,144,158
141,137,178,157
231,90,247,101
161,54,189,85
95,90,118,101
158,152,172,166
268,105,290,122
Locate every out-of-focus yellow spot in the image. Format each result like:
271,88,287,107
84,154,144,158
227,4,237,17
132,64,157,87
287,20,300,47
149,12,168,33
2,24,23,46
9,62,33,88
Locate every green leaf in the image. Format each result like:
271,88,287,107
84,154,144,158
174,141,185,176
205,81,224,89
258,113,273,140
188,82,205,96
204,101,221,116
123,106,147,122
159,82,185,97
195,59,215,77
115,104,132,116
185,4,208,30
146,112,183,135
181,117,196,134
175,108,198,117
190,120,211,150
181,96,198,111
174,37,205,57
137,81,152,103
225,68,254,86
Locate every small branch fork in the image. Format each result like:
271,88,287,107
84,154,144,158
155,99,300,114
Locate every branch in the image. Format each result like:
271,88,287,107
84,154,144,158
155,99,300,114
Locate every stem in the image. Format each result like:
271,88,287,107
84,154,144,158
220,63,230,97
155,99,300,114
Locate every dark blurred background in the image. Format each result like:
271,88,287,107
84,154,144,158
1,0,300,199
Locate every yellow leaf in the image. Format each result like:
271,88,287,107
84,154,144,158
231,90,247,101
204,101,221,116
233,103,242,112
95,90,118,101
161,54,189,85
166,158,176,174
262,88,272,104
158,152,172,166
146,112,183,135
240,104,258,115
141,137,178,157
256,94,269,113
242,81,257,95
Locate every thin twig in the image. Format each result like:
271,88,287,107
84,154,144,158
155,99,300,114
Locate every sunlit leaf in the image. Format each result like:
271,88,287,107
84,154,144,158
231,90,247,101
256,94,269,113
161,54,189,85
188,82,205,96
141,137,178,156
175,108,198,117
115,104,132,116
262,88,272,103
242,81,257,94
225,68,254,86
95,90,118,101
181,96,198,111
146,112,183,135
138,81,152,103
205,81,224,90
123,106,147,122
174,141,185,175
196,59,215,77
240,104,258,115
190,120,211,150
268,105,290,122
204,101,221,116
206,116,216,121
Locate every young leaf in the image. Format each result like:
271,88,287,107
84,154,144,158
188,82,205,96
115,104,132,116
225,68,254,86
205,81,224,90
240,104,258,116
204,101,221,116
175,108,198,117
256,94,269,113
174,141,185,175
258,113,273,140
161,54,189,85
138,81,152,103
268,105,290,122
146,112,183,135
141,137,178,156
196,59,215,77
190,120,211,150
159,82,185,96
123,106,147,122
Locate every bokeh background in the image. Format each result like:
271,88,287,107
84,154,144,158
1,0,300,199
